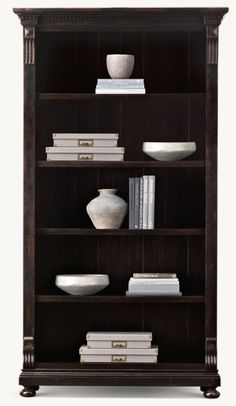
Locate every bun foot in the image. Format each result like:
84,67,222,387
203,388,220,399
20,386,37,397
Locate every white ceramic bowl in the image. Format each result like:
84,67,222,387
55,274,109,295
142,142,196,161
106,54,135,79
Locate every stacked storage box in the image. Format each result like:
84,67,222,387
126,273,182,296
95,79,146,94
79,332,158,363
46,133,124,161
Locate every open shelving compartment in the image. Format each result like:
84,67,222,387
14,7,228,397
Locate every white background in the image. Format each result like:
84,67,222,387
0,0,235,404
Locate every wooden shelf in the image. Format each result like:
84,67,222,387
38,92,205,101
34,362,206,371
37,228,205,236
36,295,205,303
36,160,205,168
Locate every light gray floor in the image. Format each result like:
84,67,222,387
32,386,203,398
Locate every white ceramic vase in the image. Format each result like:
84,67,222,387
106,54,135,79
86,189,128,229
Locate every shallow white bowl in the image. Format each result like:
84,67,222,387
55,274,109,296
106,54,135,79
142,142,196,161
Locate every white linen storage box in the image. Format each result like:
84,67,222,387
86,331,152,349
79,345,158,364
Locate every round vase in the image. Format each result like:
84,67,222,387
86,189,128,229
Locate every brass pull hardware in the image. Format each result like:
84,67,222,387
112,341,127,348
112,355,127,362
79,154,92,160
79,140,93,146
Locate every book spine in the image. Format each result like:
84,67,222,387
129,178,135,229
95,89,146,94
97,79,144,84
148,175,155,229
134,178,140,229
126,291,182,297
128,285,180,293
142,176,149,229
133,273,177,279
139,177,144,229
129,279,179,284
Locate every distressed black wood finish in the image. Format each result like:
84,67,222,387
14,7,228,397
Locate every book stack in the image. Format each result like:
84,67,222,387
45,133,124,161
79,332,158,363
126,273,182,296
95,79,146,94
129,175,155,229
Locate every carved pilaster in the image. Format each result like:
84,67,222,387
24,27,35,64
14,13,39,65
204,16,222,65
206,25,218,65
23,337,35,369
205,337,217,370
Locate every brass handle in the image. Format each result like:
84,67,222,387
112,341,127,348
112,355,127,362
79,154,92,160
79,140,93,146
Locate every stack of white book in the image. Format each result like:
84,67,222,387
79,332,158,363
46,133,124,161
126,273,182,296
129,175,155,229
95,79,145,94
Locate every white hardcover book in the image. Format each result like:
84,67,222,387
142,176,149,229
47,153,124,161
53,133,119,140
96,85,145,89
79,346,158,356
129,278,179,285
53,139,118,147
80,354,157,363
126,291,182,296
133,273,177,279
46,146,124,154
147,175,155,229
127,285,180,293
97,79,144,84
86,332,152,341
139,177,144,229
95,88,146,94
87,340,151,349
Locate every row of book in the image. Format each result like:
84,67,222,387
129,175,155,229
95,78,146,94
46,133,125,161
126,273,182,296
79,332,158,363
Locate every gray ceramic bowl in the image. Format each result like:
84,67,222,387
142,142,196,161
55,274,109,295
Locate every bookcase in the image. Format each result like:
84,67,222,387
14,8,228,398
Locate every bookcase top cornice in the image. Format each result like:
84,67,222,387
13,8,228,29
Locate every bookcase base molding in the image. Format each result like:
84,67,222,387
19,367,220,398
14,7,228,398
